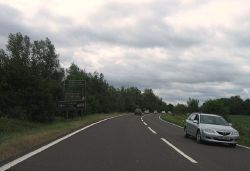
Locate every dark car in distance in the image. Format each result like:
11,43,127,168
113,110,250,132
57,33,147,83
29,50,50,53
134,108,142,115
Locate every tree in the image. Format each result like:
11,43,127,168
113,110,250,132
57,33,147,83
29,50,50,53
141,89,167,112
0,33,64,121
167,104,174,112
228,96,244,115
201,99,229,120
173,104,188,114
187,98,199,113
243,99,250,115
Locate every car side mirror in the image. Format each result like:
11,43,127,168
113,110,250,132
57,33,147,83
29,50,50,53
193,120,198,124
229,123,232,126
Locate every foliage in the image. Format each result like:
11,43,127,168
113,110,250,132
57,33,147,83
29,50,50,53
179,96,250,117
187,98,199,113
199,96,250,118
230,115,250,146
1,32,250,122
200,99,229,119
0,33,64,122
173,104,188,114
65,64,168,114
161,113,187,127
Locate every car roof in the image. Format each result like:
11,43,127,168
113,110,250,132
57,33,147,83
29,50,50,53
196,113,221,117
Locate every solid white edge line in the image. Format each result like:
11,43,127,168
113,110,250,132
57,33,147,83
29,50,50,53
148,127,157,134
0,114,125,171
237,144,250,150
160,138,198,164
159,115,250,150
158,115,183,128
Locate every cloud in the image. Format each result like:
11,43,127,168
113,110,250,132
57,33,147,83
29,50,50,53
0,4,28,48
1,0,250,104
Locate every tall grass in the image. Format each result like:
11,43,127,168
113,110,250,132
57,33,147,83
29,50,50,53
230,115,250,146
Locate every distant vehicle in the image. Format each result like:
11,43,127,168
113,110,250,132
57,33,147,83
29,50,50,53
153,110,158,114
184,113,239,147
144,110,150,114
134,108,142,115
161,111,166,114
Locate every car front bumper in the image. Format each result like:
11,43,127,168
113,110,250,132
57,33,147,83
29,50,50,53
201,132,239,144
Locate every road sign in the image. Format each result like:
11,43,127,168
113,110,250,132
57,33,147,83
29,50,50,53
58,80,86,118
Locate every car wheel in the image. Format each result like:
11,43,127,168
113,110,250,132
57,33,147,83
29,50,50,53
196,130,202,144
230,143,236,148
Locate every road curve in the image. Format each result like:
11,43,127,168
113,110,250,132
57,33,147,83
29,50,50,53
2,113,250,171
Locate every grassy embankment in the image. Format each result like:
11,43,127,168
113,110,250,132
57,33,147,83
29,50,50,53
0,113,121,162
161,114,250,147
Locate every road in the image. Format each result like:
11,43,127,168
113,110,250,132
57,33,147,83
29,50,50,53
2,113,250,171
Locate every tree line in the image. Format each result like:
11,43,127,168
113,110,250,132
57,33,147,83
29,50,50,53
0,33,167,122
0,33,249,122
173,96,250,119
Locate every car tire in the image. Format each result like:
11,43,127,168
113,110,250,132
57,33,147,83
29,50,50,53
230,143,237,148
196,130,202,144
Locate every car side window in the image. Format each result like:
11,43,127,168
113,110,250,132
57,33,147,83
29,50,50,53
188,114,193,120
194,115,199,122
189,114,196,121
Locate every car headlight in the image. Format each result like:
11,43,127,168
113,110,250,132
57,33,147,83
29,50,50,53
231,131,239,136
203,129,216,134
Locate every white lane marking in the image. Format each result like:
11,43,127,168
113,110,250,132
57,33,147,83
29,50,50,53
0,114,125,171
158,115,183,128
148,127,157,134
141,114,148,120
160,138,198,164
143,122,148,126
237,144,250,150
159,115,250,150
141,114,148,122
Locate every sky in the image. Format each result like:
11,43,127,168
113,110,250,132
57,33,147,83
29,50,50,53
0,0,250,104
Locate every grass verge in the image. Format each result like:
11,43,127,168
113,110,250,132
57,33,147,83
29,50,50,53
160,114,250,147
229,115,250,147
160,114,187,127
0,113,122,162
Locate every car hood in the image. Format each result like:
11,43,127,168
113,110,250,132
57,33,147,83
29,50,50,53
199,124,237,132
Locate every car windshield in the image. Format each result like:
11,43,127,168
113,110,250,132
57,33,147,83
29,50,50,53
200,115,228,126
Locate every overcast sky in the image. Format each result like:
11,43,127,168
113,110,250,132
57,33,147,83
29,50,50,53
1,0,250,104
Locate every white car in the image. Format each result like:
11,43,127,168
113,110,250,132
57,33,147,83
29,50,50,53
184,113,239,147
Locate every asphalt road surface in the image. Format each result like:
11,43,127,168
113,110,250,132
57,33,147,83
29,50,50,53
3,113,250,171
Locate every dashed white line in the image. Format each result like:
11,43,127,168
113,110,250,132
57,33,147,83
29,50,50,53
148,127,157,134
160,138,198,164
143,122,148,126
0,114,125,171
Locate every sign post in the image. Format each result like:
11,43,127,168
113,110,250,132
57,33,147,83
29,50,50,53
58,80,86,119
